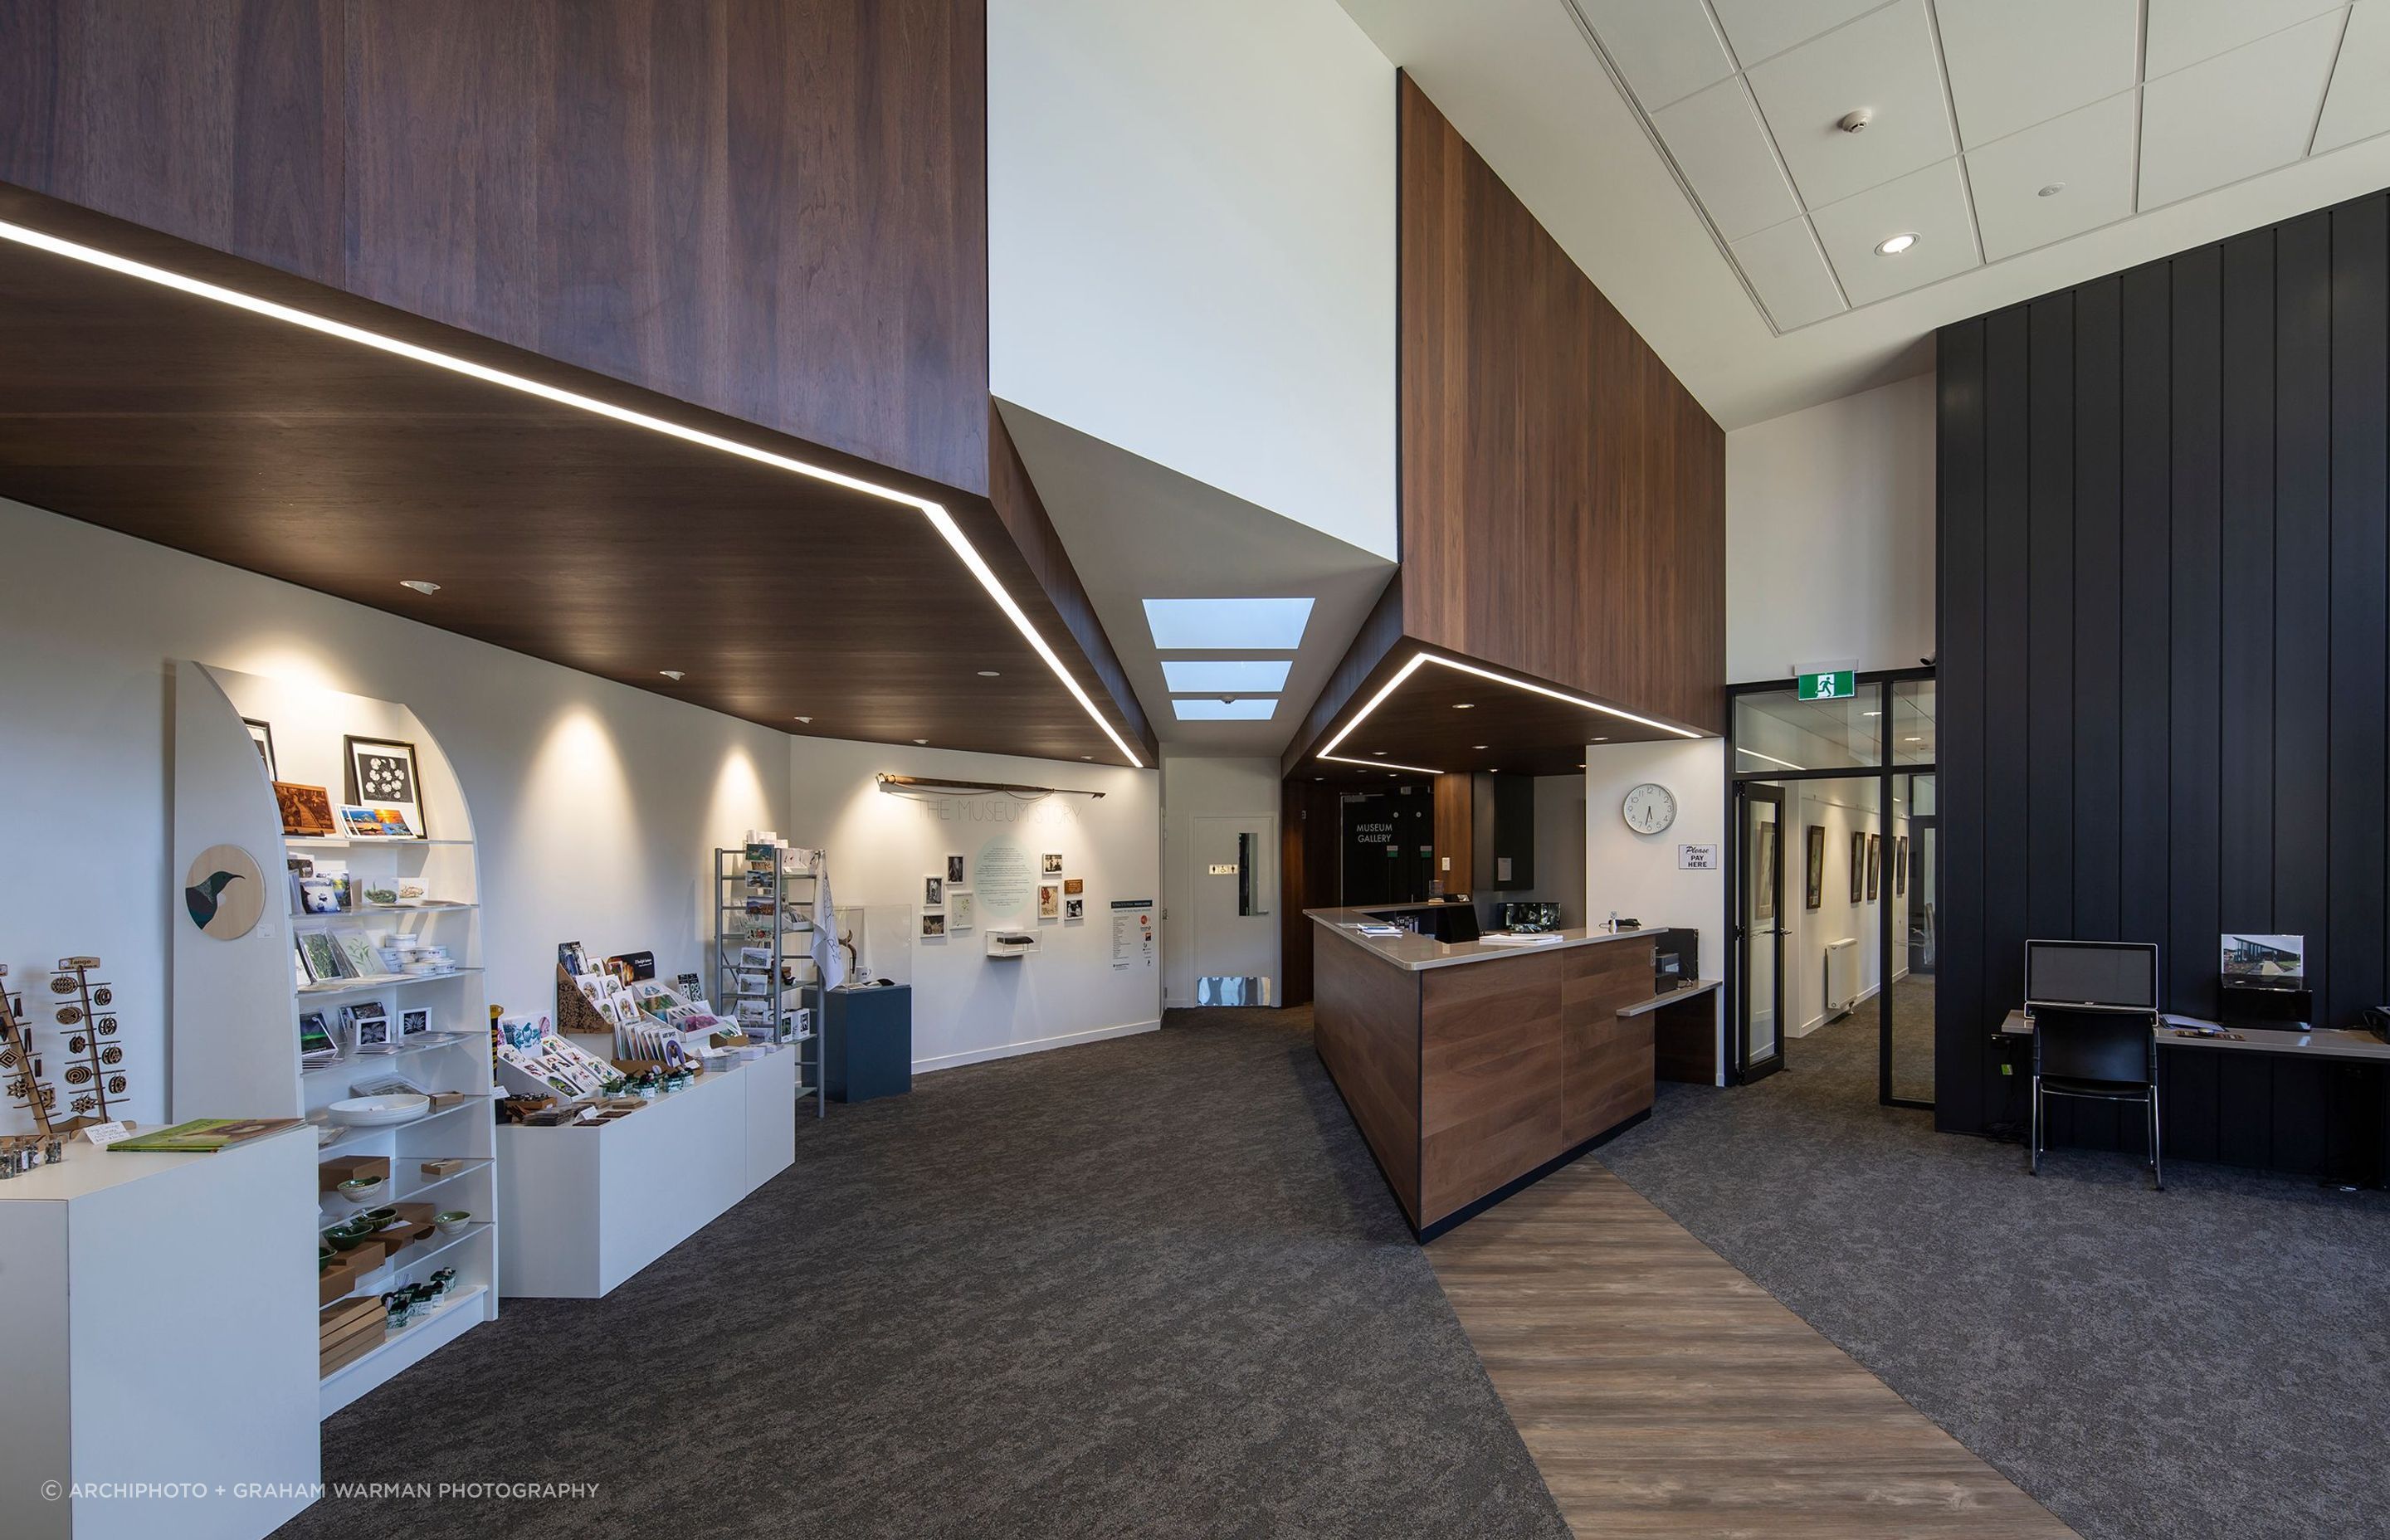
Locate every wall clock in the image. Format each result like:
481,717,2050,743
1622,782,1676,836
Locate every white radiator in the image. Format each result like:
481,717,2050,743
1824,938,1861,1017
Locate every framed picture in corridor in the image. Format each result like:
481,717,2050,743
1805,825,1824,909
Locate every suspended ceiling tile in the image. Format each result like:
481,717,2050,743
2144,0,2348,79
1708,0,1892,69
2139,12,2349,208
1934,0,2142,149
1745,0,1958,207
1573,0,1736,110
1966,91,2139,261
1729,216,1849,329
1652,78,1802,239
1809,158,1981,305
2314,2,2390,154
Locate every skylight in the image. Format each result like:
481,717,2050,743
1160,659,1293,694
1172,698,1280,722
1143,597,1314,651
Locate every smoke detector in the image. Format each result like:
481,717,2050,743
1838,109,1871,134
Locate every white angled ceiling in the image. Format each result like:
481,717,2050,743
1337,0,2390,427
1565,0,2385,335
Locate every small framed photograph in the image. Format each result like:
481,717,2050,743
1037,884,1061,919
339,803,388,839
924,875,944,907
275,782,338,837
398,1006,431,1038
343,734,428,840
949,890,976,930
1041,852,1064,877
1065,897,1085,921
1063,878,1085,895
242,718,277,780
920,911,947,938
946,855,965,885
344,1002,393,1052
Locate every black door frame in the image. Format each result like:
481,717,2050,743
1723,667,1936,1109
1735,782,1787,1084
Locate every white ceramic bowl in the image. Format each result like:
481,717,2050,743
328,1093,431,1127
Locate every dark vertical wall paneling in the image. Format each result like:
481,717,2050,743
1935,319,1989,1131
1936,192,2390,1133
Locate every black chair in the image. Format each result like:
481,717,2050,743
2029,1006,2162,1189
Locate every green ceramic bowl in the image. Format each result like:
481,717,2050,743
334,1176,385,1202
325,1226,376,1252
319,1242,334,1271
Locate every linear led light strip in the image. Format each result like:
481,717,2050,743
1317,653,1700,774
1736,747,1808,772
0,219,1145,770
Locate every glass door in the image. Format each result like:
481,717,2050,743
1738,783,1786,1080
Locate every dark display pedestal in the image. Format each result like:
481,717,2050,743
825,984,913,1103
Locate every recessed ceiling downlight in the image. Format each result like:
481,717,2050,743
399,579,441,595
659,670,685,682
1876,232,1918,256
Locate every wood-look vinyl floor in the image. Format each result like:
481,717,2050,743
1428,1162,2075,1538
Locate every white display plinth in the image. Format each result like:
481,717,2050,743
0,1130,319,1540
496,1048,796,1299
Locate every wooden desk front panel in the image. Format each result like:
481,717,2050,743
1420,942,1654,1225
1314,935,1424,1225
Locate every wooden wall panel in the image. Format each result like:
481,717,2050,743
0,0,347,279
1279,777,1344,1007
1395,75,1724,737
0,0,988,495
1935,191,2390,1133
1311,930,1422,1226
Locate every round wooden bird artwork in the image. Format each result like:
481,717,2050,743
183,843,266,940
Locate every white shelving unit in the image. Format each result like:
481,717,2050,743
169,660,499,1419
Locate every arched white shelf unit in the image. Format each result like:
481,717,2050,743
171,660,498,1416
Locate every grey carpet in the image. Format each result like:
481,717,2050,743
1600,1005,2390,1540
277,1009,1567,1540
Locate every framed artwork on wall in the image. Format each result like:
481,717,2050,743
1753,821,1778,924
1037,884,1061,919
924,875,944,907
343,735,427,839
1848,831,1865,903
242,718,277,779
1065,897,1085,921
1805,825,1824,910
1895,836,1908,897
1041,853,1064,877
1866,834,1880,901
949,891,976,930
919,912,946,938
1063,878,1085,895
947,855,965,885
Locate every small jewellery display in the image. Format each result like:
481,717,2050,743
0,963,60,1136
47,956,129,1130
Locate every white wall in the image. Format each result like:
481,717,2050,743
1158,753,1280,1007
0,498,788,1133
1584,739,1729,985
1724,373,1935,682
1782,781,1910,1037
786,737,1161,1072
988,0,1398,558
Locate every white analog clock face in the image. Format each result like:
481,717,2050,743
1623,782,1676,836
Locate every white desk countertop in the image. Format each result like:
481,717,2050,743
2000,1008,2390,1062
1306,907,1668,972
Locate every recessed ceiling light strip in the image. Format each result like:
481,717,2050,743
1319,752,1446,776
0,217,1145,770
1422,655,1703,738
1316,654,1428,761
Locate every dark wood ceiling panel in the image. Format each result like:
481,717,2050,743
1303,650,1685,782
0,186,1149,765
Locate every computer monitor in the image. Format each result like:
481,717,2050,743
2025,940,2158,1011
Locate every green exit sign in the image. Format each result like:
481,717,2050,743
1798,670,1856,700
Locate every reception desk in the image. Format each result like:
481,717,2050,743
1308,908,1679,1238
